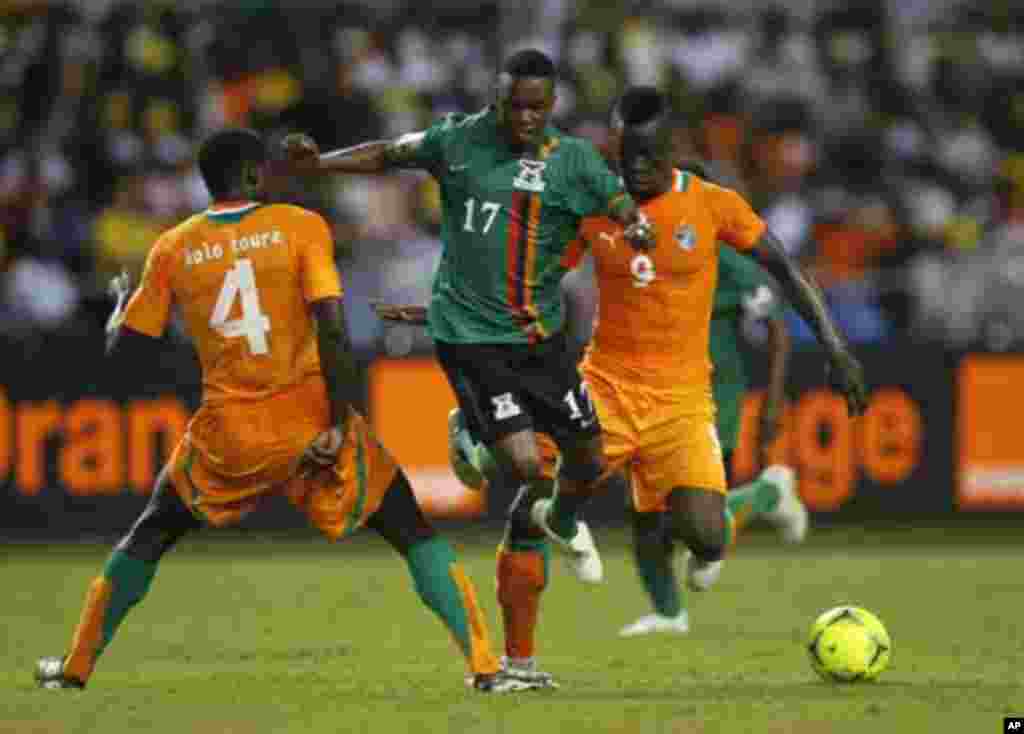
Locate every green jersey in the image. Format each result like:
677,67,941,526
710,246,781,393
408,108,626,344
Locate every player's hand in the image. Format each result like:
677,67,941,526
826,348,868,417
105,268,133,334
624,212,656,251
371,302,428,325
108,268,133,302
297,425,346,479
279,132,321,174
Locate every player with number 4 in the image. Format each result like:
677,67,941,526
34,129,519,693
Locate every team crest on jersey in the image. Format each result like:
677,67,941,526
513,159,547,192
675,223,697,251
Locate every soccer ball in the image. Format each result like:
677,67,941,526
807,606,891,682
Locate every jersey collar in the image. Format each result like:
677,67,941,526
206,201,261,222
673,169,691,192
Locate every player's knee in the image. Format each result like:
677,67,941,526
688,521,727,563
114,523,185,564
558,455,604,485
505,489,546,542
115,483,195,563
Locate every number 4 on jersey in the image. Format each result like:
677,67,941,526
210,259,271,355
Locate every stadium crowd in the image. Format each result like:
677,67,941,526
2,0,1022,352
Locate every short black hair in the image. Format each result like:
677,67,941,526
503,49,556,79
615,86,667,128
197,128,267,200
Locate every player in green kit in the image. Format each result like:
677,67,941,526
282,49,656,688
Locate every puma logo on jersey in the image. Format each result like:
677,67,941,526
513,159,546,192
598,232,618,249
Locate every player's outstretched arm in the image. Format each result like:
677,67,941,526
104,269,159,359
370,302,428,325
281,131,426,176
752,230,868,415
759,313,790,457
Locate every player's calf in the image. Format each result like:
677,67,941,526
667,487,728,592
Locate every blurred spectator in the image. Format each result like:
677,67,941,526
91,172,164,283
0,0,1021,352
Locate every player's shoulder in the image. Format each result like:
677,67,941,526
430,107,492,137
548,130,602,161
258,203,332,231
155,212,205,251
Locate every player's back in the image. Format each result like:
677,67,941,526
155,202,335,403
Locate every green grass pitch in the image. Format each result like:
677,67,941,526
2,525,1021,733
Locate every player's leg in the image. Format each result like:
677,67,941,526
444,409,555,684
667,486,731,592
363,469,512,691
36,467,200,689
620,474,690,637
716,386,807,543
292,408,508,691
520,333,607,580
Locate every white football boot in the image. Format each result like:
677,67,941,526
760,465,808,543
530,498,603,584
618,611,690,637
685,553,724,592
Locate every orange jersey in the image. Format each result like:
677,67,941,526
576,170,765,391
123,202,342,403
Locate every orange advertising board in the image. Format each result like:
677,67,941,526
957,355,1024,508
368,358,484,518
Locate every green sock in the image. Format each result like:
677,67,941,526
405,536,473,656
548,483,583,541
632,522,682,618
472,443,499,482
97,550,158,656
723,506,735,549
726,478,780,520
460,431,500,484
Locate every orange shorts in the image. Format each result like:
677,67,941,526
168,375,398,540
537,365,726,513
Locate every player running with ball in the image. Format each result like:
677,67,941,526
35,129,511,693
392,86,866,654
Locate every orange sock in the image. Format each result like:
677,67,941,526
496,542,549,660
64,577,113,682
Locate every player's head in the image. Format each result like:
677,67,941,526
496,49,557,151
197,128,269,202
613,86,674,201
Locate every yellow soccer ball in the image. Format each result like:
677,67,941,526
807,606,891,682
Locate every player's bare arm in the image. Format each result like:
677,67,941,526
759,312,790,457
103,269,159,359
371,302,428,325
752,230,867,415
281,131,425,176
